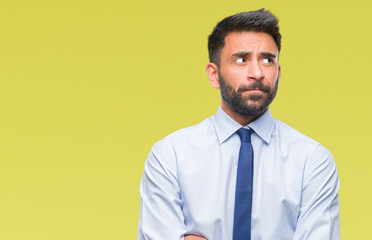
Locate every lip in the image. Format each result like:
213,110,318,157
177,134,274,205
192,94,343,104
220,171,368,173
245,89,263,93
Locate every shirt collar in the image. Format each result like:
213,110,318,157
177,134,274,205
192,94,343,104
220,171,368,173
248,109,274,144
213,106,275,144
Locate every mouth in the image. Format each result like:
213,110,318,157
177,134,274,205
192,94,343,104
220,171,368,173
251,88,263,91
244,88,265,94
238,82,271,94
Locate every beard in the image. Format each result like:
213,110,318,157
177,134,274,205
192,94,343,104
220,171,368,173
219,71,279,116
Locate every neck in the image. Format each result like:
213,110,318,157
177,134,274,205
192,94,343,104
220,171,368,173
221,101,266,126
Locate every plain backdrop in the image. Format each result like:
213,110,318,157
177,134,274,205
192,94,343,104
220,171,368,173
0,0,371,239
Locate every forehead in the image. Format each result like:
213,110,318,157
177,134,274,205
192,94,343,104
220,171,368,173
222,31,278,55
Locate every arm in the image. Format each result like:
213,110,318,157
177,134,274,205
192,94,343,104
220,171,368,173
293,144,340,239
184,236,207,240
138,139,186,240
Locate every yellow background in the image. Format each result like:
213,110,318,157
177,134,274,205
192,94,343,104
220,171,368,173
0,0,371,239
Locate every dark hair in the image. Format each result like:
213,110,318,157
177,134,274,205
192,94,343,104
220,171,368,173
208,9,281,66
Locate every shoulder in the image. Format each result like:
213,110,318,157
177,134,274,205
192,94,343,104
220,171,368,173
166,116,215,139
272,119,334,161
273,118,336,169
273,119,323,148
151,115,215,152
146,115,215,175
273,119,317,143
157,115,215,146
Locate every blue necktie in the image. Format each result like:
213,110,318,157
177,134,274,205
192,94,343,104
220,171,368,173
233,128,254,240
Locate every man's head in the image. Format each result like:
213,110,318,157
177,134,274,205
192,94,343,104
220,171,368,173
208,9,281,67
206,10,282,123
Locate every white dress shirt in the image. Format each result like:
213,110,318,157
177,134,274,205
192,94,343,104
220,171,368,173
138,107,340,240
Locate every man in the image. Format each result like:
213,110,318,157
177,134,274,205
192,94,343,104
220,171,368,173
138,9,340,240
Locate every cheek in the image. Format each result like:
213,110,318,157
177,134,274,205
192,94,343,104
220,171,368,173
221,71,243,87
265,69,279,86
226,69,246,83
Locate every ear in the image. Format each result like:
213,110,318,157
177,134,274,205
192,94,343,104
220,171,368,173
277,65,281,83
206,63,220,89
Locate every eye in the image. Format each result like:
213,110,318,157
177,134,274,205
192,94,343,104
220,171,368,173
235,57,245,63
262,58,273,64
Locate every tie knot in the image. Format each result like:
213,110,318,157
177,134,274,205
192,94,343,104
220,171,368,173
237,128,252,143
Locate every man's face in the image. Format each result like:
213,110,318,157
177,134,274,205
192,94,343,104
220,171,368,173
218,32,281,116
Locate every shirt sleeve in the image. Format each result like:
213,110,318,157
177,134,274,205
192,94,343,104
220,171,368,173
138,139,186,240
293,144,340,240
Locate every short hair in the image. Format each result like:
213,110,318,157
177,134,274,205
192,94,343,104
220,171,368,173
208,9,281,66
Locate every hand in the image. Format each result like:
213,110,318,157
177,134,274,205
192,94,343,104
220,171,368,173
184,235,207,240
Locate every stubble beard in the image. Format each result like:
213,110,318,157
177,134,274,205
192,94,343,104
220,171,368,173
219,71,279,117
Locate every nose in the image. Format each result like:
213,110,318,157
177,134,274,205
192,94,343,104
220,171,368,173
247,60,264,81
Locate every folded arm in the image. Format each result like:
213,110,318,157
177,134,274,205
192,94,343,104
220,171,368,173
293,145,340,239
184,236,207,240
138,139,187,240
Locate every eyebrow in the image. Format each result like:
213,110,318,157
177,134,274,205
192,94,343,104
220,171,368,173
231,51,277,59
232,51,251,58
261,52,277,59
